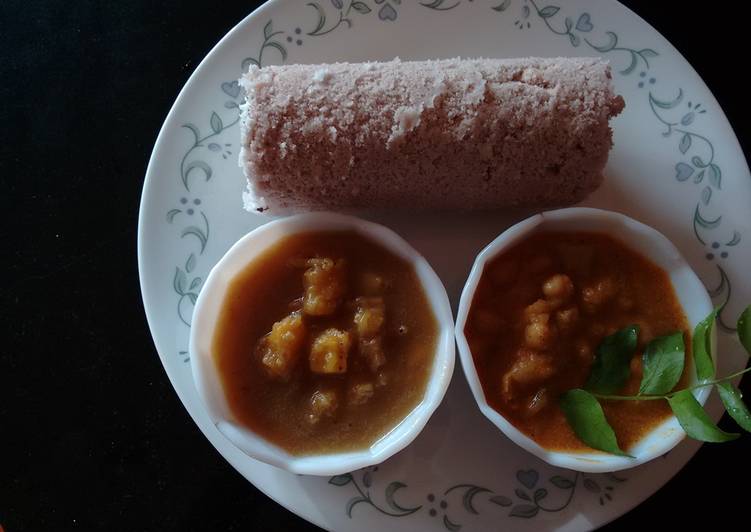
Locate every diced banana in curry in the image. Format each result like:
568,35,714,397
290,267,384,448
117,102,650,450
501,350,555,402
348,382,375,406
307,388,339,424
524,299,555,320
257,312,306,380
359,337,386,373
521,274,579,349
353,297,387,372
310,328,351,374
303,257,347,316
542,273,574,301
581,276,619,313
555,306,579,334
353,297,385,339
524,314,557,350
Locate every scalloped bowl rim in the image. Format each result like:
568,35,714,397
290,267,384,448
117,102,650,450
190,212,455,476
454,207,715,473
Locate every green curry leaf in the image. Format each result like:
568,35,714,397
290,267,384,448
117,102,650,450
738,305,751,357
559,389,632,457
693,309,718,382
639,332,685,395
717,382,751,432
585,325,639,394
559,307,751,456
667,389,739,442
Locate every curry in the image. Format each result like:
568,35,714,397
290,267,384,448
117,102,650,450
465,231,690,452
212,230,438,455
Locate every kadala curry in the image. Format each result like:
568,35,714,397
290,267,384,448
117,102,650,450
465,231,691,452
212,230,438,455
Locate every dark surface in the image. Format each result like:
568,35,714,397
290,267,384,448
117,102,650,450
2,1,748,530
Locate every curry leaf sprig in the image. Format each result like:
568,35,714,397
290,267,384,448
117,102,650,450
559,305,751,456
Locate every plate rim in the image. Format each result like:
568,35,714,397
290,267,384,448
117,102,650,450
136,0,751,530
136,0,327,527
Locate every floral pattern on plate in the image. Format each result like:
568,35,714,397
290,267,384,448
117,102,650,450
141,1,750,530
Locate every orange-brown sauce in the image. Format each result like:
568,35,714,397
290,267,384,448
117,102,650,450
465,231,690,452
213,230,438,455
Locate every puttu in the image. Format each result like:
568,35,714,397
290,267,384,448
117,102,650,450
238,57,624,213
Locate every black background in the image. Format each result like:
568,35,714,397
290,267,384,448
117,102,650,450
2,1,749,530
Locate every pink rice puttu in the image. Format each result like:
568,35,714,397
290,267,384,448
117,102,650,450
238,57,624,213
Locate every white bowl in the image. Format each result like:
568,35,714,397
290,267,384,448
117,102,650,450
190,212,455,476
455,207,715,473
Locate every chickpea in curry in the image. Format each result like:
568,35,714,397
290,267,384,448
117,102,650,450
465,231,690,452
212,230,438,455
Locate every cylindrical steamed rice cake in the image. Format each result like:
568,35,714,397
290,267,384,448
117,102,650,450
239,57,624,213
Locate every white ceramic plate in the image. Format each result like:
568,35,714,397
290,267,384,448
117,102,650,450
138,1,751,530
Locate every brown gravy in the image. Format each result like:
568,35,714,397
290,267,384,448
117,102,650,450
465,231,690,452
212,230,438,455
